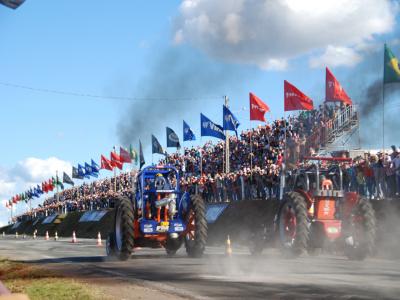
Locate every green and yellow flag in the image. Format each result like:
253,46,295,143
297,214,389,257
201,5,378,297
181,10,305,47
384,44,400,84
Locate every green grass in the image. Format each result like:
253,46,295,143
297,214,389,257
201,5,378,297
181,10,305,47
0,258,110,300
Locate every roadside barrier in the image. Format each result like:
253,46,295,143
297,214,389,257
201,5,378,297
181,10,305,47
71,231,77,243
96,232,102,246
45,231,49,241
54,231,59,241
15,232,18,239
225,235,232,257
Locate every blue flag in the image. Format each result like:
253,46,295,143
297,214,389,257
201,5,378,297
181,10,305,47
36,185,43,194
85,162,98,178
183,120,196,141
78,164,90,179
223,105,240,136
91,159,100,173
200,113,225,140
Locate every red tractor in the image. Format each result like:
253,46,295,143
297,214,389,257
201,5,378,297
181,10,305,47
277,156,376,260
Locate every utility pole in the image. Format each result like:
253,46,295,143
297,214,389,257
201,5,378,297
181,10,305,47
224,96,230,174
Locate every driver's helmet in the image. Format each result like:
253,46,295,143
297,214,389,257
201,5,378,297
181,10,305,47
155,173,167,190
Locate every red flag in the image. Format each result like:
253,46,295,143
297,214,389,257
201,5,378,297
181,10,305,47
325,67,352,105
284,80,314,111
249,92,270,122
48,179,54,192
119,146,132,163
12,196,17,204
42,182,46,193
101,155,113,171
111,152,123,170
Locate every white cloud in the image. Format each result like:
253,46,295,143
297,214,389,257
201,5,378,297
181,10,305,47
11,157,72,182
0,157,72,222
174,0,398,69
309,46,363,68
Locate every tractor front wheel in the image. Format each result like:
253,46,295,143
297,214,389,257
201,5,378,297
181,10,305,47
114,196,135,261
184,194,207,258
278,192,310,258
343,198,376,261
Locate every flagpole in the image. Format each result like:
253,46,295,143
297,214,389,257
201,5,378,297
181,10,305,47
113,146,117,192
382,45,386,153
56,170,60,204
224,95,230,174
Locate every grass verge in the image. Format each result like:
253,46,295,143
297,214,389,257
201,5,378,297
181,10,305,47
0,258,110,300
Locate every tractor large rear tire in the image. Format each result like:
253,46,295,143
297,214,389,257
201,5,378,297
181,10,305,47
344,198,376,261
184,194,207,258
114,196,135,261
278,192,310,258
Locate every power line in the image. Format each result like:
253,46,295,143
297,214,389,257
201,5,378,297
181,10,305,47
0,81,223,102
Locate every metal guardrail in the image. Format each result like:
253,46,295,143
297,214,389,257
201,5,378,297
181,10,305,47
305,105,358,153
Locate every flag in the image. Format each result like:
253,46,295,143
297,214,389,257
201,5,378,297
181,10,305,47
42,182,48,193
91,159,100,173
110,151,123,170
166,127,181,148
384,44,400,84
120,146,132,163
250,92,270,122
129,144,138,165
100,154,113,171
84,162,98,178
183,120,196,141
72,166,83,179
284,80,314,111
223,105,240,136
0,0,25,9
200,113,225,140
325,67,352,105
139,140,145,169
36,185,43,194
12,196,17,204
152,135,165,155
61,172,74,186
48,179,54,192
78,164,89,179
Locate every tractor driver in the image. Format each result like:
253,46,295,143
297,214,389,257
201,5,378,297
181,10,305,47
154,173,171,190
321,175,333,190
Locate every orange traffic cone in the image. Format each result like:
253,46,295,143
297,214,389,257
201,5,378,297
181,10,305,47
45,231,49,241
71,231,77,243
96,232,102,246
225,235,232,257
54,231,59,241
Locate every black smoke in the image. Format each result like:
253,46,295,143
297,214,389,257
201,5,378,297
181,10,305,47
345,44,400,149
117,47,253,149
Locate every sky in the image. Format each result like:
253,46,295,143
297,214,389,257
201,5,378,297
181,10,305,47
0,0,399,225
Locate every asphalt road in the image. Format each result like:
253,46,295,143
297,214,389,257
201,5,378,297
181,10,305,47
0,236,399,300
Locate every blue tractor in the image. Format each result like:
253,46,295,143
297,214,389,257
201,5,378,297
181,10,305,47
106,165,207,260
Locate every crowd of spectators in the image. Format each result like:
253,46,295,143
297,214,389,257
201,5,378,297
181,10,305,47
13,103,399,222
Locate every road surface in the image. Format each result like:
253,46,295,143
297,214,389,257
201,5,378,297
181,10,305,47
0,236,399,299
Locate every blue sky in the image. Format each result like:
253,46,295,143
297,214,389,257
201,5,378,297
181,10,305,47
1,0,399,224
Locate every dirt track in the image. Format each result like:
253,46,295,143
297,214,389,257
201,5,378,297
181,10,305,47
0,236,399,299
